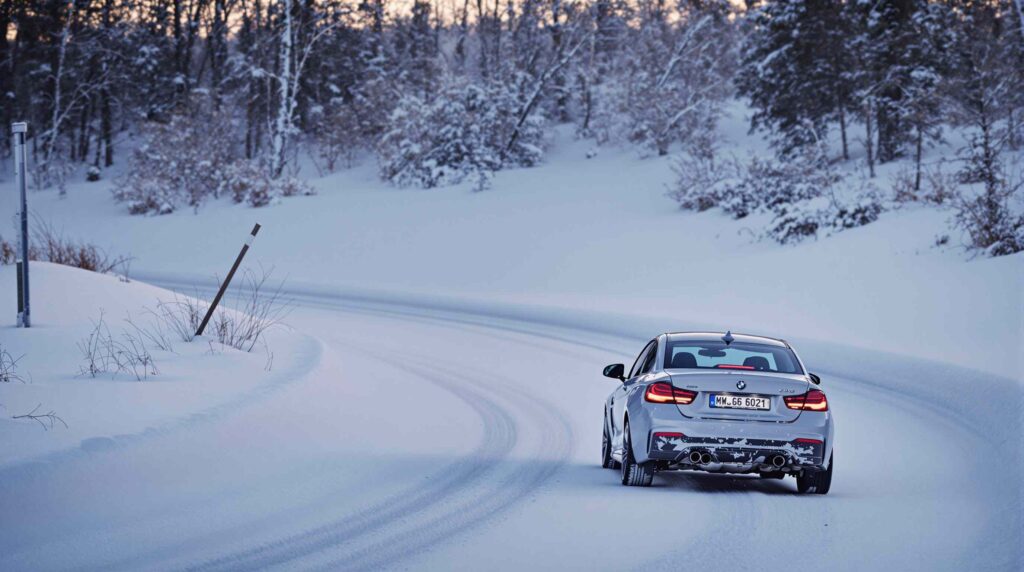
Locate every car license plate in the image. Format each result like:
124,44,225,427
709,394,771,410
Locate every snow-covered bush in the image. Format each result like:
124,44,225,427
86,166,101,182
671,142,887,245
668,138,738,212
766,193,885,245
113,114,236,214
671,147,838,220
377,79,545,188
831,199,885,230
767,202,823,245
220,160,272,206
114,115,313,213
954,184,1024,256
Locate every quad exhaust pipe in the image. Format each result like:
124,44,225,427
686,450,787,467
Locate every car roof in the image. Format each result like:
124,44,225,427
663,331,790,348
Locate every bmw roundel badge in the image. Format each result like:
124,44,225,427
736,380,746,390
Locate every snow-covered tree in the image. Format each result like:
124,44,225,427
737,0,851,157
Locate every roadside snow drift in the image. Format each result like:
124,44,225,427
0,262,319,468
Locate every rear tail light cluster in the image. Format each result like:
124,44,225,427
784,389,829,411
794,438,823,445
645,382,697,405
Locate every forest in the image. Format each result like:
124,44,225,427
1,0,1022,254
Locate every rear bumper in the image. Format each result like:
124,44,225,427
648,434,825,467
624,394,834,470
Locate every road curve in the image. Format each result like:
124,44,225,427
163,278,1020,572
0,276,1018,571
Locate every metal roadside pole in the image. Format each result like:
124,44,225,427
12,122,29,328
195,223,261,337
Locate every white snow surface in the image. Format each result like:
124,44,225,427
0,113,1021,570
2,121,1020,380
0,262,318,466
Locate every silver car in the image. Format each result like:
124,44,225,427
600,331,834,494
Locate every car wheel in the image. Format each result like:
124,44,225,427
620,421,653,487
602,422,620,469
797,451,833,495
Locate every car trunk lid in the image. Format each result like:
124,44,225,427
669,371,810,423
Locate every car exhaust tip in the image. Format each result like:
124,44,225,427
771,454,787,468
700,452,713,465
688,451,703,464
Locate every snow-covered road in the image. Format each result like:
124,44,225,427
1,281,1020,571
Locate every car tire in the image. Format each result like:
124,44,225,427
620,421,653,487
797,451,833,495
602,422,620,469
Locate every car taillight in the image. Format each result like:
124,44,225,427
645,382,697,405
794,438,823,445
784,390,829,411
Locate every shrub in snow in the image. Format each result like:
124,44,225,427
217,161,314,208
765,193,886,245
276,175,316,198
220,160,272,206
86,166,101,182
115,115,312,213
377,79,544,188
0,237,14,265
78,311,157,381
671,146,838,220
113,114,236,214
954,186,1024,257
0,219,129,273
668,146,739,213
893,164,956,205
0,346,27,384
148,268,290,353
767,203,823,245
831,199,884,230
950,129,1024,257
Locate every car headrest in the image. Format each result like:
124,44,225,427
670,352,697,369
743,356,770,371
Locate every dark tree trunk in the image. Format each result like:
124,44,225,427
839,106,849,161
914,126,923,192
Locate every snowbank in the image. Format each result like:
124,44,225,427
0,262,319,468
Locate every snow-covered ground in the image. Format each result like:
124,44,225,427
2,113,1020,380
0,110,1021,570
0,263,318,466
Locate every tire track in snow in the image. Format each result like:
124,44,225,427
185,357,520,572
185,342,574,572
304,359,575,572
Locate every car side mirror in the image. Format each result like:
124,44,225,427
809,373,821,385
603,363,625,382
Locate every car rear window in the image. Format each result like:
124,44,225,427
664,341,803,374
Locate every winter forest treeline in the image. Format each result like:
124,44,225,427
1,0,1022,253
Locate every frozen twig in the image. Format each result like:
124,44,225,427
13,404,68,431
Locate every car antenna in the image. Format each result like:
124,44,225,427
722,331,734,345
